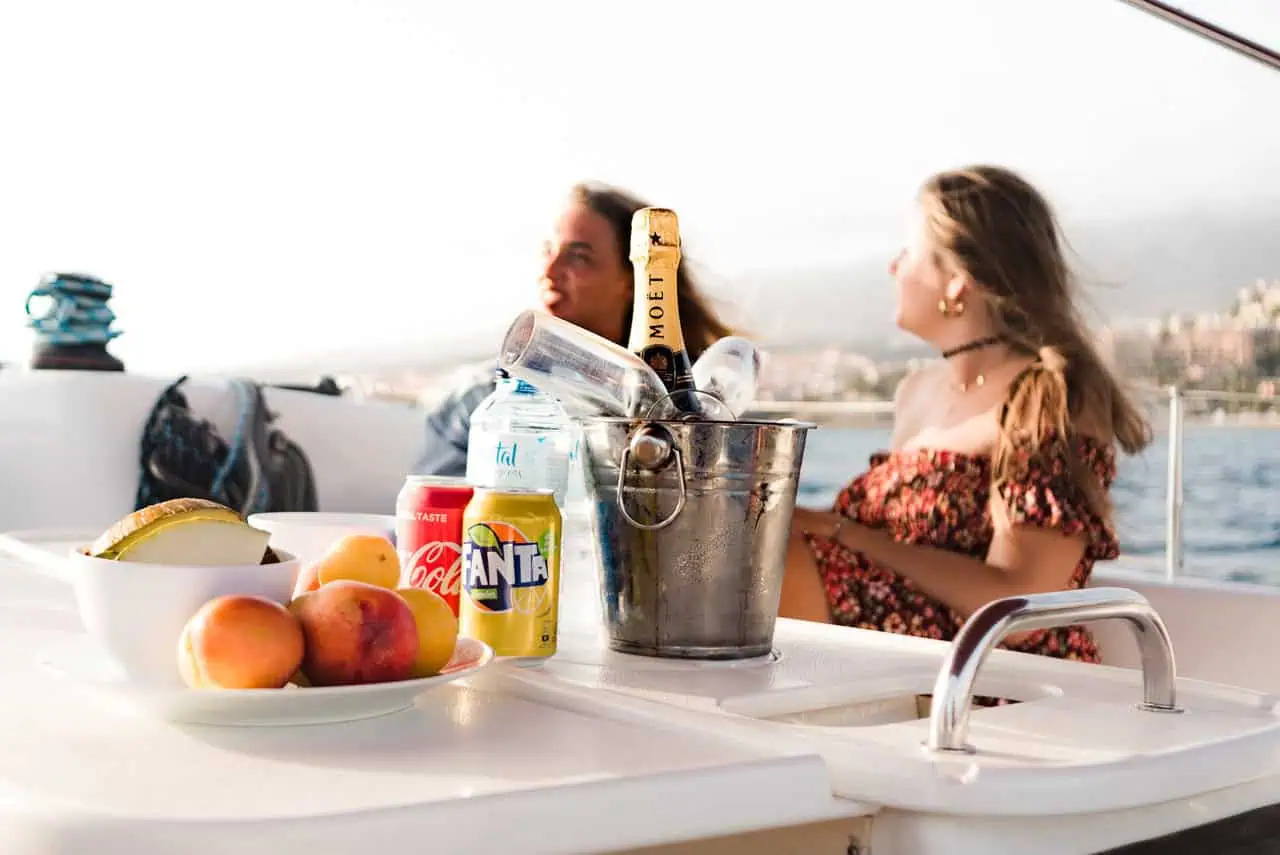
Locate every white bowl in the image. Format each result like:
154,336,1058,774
247,512,396,568
69,546,301,688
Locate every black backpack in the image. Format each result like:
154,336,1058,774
135,376,319,515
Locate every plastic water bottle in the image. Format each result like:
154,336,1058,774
466,369,574,508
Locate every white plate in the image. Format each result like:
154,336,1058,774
39,633,495,726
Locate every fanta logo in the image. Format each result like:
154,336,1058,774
462,522,549,614
405,540,462,599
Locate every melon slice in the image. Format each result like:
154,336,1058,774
89,498,271,566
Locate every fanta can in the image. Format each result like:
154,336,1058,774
459,487,562,663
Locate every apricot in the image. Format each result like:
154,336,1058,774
397,587,459,678
178,595,305,690
313,534,400,590
290,580,418,686
292,561,322,599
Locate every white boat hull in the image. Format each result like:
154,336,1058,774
5,369,1280,853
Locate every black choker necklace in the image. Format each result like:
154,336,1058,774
942,335,1004,392
942,336,1004,359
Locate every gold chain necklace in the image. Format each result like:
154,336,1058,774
943,336,1003,393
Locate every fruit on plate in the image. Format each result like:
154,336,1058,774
178,595,305,690
397,587,459,678
89,498,273,565
292,562,322,599
311,534,401,590
289,580,419,686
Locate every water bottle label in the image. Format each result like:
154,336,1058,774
467,430,570,500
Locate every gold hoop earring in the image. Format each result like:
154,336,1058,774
937,299,950,317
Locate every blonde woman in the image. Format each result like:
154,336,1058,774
781,165,1151,662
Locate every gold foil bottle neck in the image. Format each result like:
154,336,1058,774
630,207,681,264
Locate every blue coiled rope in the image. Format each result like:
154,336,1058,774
210,379,268,514
24,273,122,346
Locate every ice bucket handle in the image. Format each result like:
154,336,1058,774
614,423,688,531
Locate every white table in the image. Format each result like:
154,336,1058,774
0,545,862,855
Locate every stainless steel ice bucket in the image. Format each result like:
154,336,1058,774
578,416,815,660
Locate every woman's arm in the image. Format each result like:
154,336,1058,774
801,510,1086,619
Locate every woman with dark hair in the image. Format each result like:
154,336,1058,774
413,181,733,476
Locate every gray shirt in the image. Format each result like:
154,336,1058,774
411,364,498,477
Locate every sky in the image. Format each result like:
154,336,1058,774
0,0,1277,375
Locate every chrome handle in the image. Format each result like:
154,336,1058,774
927,587,1181,754
615,424,687,531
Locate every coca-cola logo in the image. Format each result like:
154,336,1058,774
406,540,462,597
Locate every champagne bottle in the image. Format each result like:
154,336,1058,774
628,207,700,412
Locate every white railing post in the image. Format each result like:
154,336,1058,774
1164,385,1185,580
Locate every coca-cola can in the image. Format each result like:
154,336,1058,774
395,474,474,617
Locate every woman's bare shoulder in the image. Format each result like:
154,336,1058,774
891,362,942,446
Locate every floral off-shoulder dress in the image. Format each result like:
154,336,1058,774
803,435,1119,662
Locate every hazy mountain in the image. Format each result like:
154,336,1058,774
729,203,1280,354
238,203,1278,380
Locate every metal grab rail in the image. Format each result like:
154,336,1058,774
1154,384,1274,580
927,587,1182,754
1116,0,1280,74
1165,386,1184,580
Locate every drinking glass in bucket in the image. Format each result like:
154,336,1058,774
498,310,670,418
691,336,762,418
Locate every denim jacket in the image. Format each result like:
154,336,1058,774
411,363,497,477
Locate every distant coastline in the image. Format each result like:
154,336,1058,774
742,403,1279,431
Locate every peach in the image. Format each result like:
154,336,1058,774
178,595,305,690
313,534,400,590
397,587,459,678
290,580,418,686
